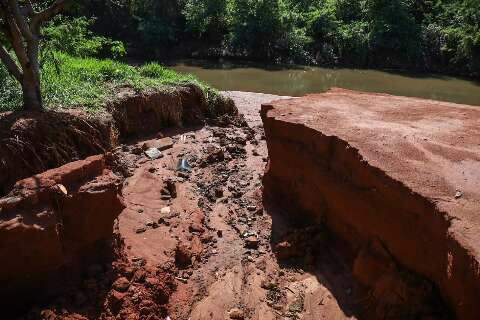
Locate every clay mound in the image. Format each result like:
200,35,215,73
261,88,480,319
0,154,125,314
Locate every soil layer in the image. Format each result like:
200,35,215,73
261,88,480,320
0,85,239,196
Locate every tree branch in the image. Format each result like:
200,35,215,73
8,0,34,41
33,0,68,26
5,13,29,68
0,43,22,81
25,1,35,16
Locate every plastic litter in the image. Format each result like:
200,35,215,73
176,158,191,172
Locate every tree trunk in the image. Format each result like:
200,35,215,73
21,68,43,111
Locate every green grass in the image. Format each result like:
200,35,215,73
0,52,214,112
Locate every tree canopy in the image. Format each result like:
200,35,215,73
73,0,478,75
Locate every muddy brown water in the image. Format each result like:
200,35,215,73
170,60,480,106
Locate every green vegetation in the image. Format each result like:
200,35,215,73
74,0,480,76
42,17,126,59
0,52,212,112
0,14,216,112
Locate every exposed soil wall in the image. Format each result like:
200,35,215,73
0,155,125,315
0,110,117,196
261,89,480,319
109,85,208,137
0,85,239,195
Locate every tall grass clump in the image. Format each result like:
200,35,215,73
0,52,213,112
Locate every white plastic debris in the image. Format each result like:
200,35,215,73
145,147,163,160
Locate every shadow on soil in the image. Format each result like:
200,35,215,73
263,198,362,319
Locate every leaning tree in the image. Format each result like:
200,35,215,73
0,0,67,111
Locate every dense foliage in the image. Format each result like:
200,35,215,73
73,0,480,76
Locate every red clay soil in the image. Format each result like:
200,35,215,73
261,88,480,319
108,85,212,137
0,85,240,197
0,110,117,196
6,89,477,320
10,91,363,320
0,155,125,316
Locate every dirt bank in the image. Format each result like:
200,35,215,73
261,88,480,319
0,155,125,316
0,85,240,196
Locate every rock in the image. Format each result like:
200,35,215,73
133,269,147,283
228,308,244,319
113,277,130,293
189,223,205,233
175,243,193,268
234,136,247,145
160,206,171,215
165,179,177,198
108,290,126,312
217,230,223,238
158,218,170,226
226,144,246,155
146,221,158,228
144,148,163,160
131,146,143,155
157,137,174,151
247,205,257,212
204,145,225,164
177,171,190,179
245,236,259,249
201,233,215,243
275,241,298,260
214,187,224,198
136,227,147,234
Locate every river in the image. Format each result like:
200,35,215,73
170,60,480,106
